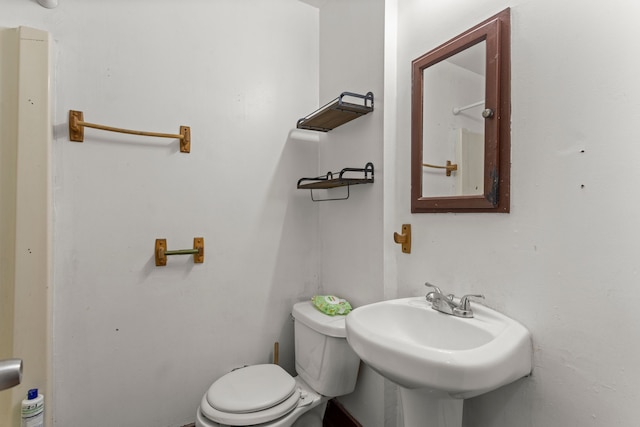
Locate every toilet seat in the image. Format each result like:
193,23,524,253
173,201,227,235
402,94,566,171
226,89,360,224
200,364,301,426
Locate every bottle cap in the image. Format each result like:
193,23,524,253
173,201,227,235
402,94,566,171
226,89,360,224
28,389,38,400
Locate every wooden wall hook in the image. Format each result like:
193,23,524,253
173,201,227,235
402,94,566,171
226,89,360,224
393,224,412,254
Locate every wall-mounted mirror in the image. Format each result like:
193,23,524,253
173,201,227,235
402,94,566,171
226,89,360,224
411,9,510,213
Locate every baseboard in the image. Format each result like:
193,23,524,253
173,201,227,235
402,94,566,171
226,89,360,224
323,398,363,427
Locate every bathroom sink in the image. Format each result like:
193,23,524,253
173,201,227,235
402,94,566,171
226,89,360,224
345,297,532,399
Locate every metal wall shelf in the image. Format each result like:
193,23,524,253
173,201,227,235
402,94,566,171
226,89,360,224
297,162,374,201
296,92,374,132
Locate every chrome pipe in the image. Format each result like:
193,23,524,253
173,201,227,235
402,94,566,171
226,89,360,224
0,359,23,391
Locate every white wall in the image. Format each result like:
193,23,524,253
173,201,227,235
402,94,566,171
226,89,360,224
0,26,53,427
314,1,386,425
6,0,638,426
1,1,319,426
317,2,385,324
393,0,640,425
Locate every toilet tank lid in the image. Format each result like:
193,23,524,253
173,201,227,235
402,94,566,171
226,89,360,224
292,301,348,338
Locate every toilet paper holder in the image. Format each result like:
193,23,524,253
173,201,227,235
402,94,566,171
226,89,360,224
155,237,204,266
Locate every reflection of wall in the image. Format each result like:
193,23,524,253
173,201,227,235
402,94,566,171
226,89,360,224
422,60,484,197
0,26,52,427
455,128,484,195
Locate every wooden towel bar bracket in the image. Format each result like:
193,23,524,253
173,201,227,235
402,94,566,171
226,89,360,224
155,237,204,266
68,110,191,153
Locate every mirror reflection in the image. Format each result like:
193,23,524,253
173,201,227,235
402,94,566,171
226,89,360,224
422,41,486,197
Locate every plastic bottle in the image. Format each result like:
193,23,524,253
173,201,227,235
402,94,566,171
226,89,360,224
21,388,44,427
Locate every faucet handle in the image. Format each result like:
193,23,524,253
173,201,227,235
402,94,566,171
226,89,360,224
452,294,484,318
424,282,443,302
424,282,443,294
458,294,485,310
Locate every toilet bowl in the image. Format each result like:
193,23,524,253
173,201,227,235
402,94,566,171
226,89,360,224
195,366,326,427
195,300,360,427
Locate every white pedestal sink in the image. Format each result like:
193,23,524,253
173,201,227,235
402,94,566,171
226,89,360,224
345,297,532,427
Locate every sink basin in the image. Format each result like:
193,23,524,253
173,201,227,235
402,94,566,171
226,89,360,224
345,297,532,399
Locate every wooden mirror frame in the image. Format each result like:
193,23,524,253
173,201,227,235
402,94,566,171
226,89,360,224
411,8,510,213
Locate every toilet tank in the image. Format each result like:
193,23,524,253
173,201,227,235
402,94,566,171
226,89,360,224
292,301,360,397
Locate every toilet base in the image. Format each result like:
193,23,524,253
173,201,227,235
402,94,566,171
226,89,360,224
289,401,327,427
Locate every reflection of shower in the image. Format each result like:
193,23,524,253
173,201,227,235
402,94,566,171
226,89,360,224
452,100,484,115
453,100,494,119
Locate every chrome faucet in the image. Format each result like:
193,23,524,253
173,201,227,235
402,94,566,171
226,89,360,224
424,282,484,318
424,283,457,314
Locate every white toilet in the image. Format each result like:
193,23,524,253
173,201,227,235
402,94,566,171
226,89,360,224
195,300,361,427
